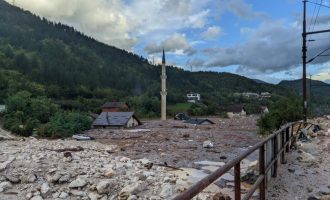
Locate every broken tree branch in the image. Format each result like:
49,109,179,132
45,146,84,152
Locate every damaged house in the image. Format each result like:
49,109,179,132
226,104,247,118
92,112,142,128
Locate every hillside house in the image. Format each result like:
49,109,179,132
187,93,201,103
242,92,259,98
226,104,247,118
101,102,129,112
92,112,141,128
260,92,271,99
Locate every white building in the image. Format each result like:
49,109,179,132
0,105,5,113
187,93,201,103
260,92,271,98
242,92,260,98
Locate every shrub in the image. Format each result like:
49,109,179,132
3,91,58,136
39,111,91,138
257,96,302,134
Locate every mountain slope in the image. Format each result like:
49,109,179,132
0,0,292,116
278,79,330,96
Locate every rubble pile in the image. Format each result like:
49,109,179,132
267,116,330,200
0,137,199,200
0,132,244,200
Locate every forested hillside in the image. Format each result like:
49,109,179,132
0,0,297,137
279,79,330,116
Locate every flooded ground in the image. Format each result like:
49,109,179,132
86,116,262,168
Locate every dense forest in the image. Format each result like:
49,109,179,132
0,1,302,137
279,79,330,116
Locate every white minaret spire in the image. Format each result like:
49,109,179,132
161,49,167,120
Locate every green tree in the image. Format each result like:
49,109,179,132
3,91,59,136
257,96,302,134
39,111,91,138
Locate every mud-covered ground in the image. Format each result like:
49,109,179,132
0,116,261,200
266,118,330,200
86,116,261,168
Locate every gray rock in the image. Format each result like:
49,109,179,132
127,195,138,200
69,177,87,188
5,174,20,183
52,192,60,198
41,182,51,197
88,192,100,200
97,180,112,194
27,174,37,183
118,181,146,198
0,181,12,192
30,195,43,200
297,151,316,163
0,157,15,171
46,172,62,183
203,140,214,148
59,191,69,199
100,195,108,200
320,186,330,195
26,192,33,199
130,182,146,195
70,190,87,197
58,174,71,183
160,183,173,198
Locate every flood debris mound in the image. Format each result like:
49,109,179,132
267,116,330,200
0,136,201,200
0,117,262,199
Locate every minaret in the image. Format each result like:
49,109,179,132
160,49,167,120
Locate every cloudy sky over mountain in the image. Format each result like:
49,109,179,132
8,0,330,83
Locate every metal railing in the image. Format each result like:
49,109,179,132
173,121,308,200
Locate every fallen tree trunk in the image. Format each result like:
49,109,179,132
46,146,84,152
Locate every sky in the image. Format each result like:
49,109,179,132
7,0,330,84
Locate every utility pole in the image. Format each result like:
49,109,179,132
302,0,307,123
302,0,330,123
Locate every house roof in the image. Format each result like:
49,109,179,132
92,112,141,126
184,118,215,125
227,104,245,113
101,102,128,109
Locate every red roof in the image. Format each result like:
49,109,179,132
101,102,128,109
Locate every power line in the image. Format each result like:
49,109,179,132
307,45,330,63
313,37,330,41
307,0,330,9
309,0,323,42
307,0,318,42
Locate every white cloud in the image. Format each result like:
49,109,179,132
201,26,222,40
10,0,212,51
203,20,330,73
144,33,196,55
224,0,269,20
186,58,205,67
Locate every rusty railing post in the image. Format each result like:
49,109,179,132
281,131,287,164
272,135,278,177
234,163,241,200
290,124,295,149
259,144,266,200
286,127,290,153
